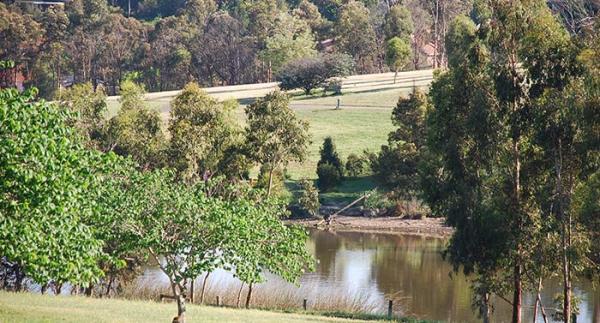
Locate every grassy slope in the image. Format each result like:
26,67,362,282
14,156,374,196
105,71,433,203
0,292,427,323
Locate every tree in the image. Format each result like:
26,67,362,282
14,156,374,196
383,4,414,41
58,82,107,149
259,13,317,76
334,1,378,73
276,53,354,95
0,87,111,292
245,91,310,197
169,82,245,183
316,137,344,191
298,179,320,217
385,37,412,83
373,90,427,199
422,4,589,322
105,80,166,170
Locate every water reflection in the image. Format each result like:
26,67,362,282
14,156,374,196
139,228,599,322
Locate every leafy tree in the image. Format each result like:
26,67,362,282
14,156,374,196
277,53,354,95
226,195,314,308
245,91,310,196
423,4,590,322
259,13,317,75
58,82,107,149
105,80,166,170
298,179,320,217
0,87,110,291
334,1,378,73
169,82,245,183
385,37,412,83
316,137,344,190
383,4,414,41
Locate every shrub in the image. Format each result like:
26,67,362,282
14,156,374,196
298,179,320,217
345,153,367,177
317,162,342,191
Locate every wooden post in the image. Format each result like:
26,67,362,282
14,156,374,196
216,296,221,307
303,299,307,311
388,300,393,318
336,98,340,110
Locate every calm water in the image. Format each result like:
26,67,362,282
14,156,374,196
139,229,600,322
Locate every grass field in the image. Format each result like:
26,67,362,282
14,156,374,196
105,70,433,202
0,292,428,323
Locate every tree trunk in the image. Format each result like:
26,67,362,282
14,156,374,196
200,272,210,304
394,71,397,84
85,283,93,297
41,284,47,295
555,138,572,323
512,137,522,323
176,294,186,323
267,167,274,197
245,282,253,309
190,279,195,304
236,283,244,308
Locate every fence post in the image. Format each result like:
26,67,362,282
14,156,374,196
387,300,393,319
216,296,221,307
303,299,307,311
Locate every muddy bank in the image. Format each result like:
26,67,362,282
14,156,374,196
287,216,453,238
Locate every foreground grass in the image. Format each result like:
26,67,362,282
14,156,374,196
0,292,432,323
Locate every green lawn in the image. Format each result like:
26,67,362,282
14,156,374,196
0,292,426,323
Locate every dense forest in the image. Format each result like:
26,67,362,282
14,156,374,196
2,0,597,98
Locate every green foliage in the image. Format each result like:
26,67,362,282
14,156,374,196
298,179,320,217
58,82,107,148
260,13,317,74
256,164,286,195
0,87,110,289
383,5,414,41
317,162,342,191
169,82,246,182
374,89,427,198
345,153,367,177
277,53,354,95
334,1,378,73
385,37,412,74
105,80,166,170
245,91,310,196
316,137,344,191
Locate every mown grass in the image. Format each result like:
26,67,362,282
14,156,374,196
0,291,436,323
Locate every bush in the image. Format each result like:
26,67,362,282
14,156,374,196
298,179,320,217
317,162,342,191
277,53,354,95
345,153,367,177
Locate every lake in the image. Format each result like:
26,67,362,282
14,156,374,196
137,228,600,322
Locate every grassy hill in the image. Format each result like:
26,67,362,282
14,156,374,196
0,292,430,323
105,70,434,203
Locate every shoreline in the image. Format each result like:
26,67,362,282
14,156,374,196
287,215,454,238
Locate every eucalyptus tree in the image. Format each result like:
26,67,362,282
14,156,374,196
105,80,166,170
423,2,590,322
58,82,107,149
385,37,412,83
169,82,245,183
245,91,310,197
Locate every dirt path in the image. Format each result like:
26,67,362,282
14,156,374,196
289,215,453,238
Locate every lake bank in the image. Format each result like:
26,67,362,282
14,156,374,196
288,216,453,238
